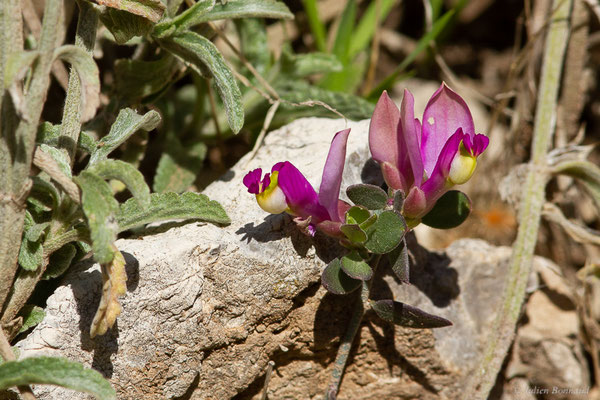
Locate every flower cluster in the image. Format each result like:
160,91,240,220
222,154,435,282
369,83,488,224
243,83,488,234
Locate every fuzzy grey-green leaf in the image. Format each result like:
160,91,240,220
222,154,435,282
100,8,155,44
153,0,215,37
192,0,293,23
346,183,388,210
18,305,46,334
114,56,179,101
364,210,406,254
157,31,244,133
116,191,230,232
53,45,100,122
0,356,115,399
75,171,120,264
43,244,78,280
18,237,43,271
4,50,39,88
370,300,452,329
341,251,372,281
153,140,206,193
89,108,161,165
321,258,361,295
87,159,151,207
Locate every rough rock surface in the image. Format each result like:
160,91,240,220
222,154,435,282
13,117,553,399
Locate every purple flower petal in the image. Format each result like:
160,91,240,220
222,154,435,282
403,186,427,219
243,168,263,194
421,83,475,178
400,89,425,186
369,91,400,166
472,134,489,156
278,161,329,221
319,129,350,223
381,162,407,192
420,128,464,212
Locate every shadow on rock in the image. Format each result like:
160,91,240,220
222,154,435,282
70,251,140,379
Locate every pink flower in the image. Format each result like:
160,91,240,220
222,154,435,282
369,83,488,221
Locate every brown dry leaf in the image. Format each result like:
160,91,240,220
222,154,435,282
94,0,165,23
90,248,127,338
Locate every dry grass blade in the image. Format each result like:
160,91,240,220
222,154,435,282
90,249,127,338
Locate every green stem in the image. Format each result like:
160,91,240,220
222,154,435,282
326,255,381,399
0,0,62,318
464,1,573,398
60,0,98,165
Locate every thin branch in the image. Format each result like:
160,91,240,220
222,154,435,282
464,0,573,398
244,100,280,166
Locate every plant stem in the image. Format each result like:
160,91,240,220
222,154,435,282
60,0,98,165
0,0,62,317
464,1,573,398
326,255,381,399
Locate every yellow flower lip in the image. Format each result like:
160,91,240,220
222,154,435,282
256,170,288,214
448,153,477,185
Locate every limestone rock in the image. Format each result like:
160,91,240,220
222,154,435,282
13,117,552,399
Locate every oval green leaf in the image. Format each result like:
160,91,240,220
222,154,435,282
364,210,406,254
388,238,409,283
346,184,388,210
341,251,373,281
321,258,361,295
421,190,471,229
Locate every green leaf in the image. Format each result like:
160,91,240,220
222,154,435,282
18,237,43,271
553,160,600,213
17,305,45,334
39,144,72,178
97,0,165,22
116,192,230,232
199,0,293,23
0,356,116,399
421,190,471,229
368,9,455,99
301,0,326,52
340,224,367,244
332,0,357,63
53,45,100,122
153,140,207,193
370,300,452,328
345,206,371,225
346,184,388,210
275,80,374,120
281,51,343,77
153,0,215,38
3,50,39,88
158,31,244,133
36,121,61,145
321,258,361,295
43,244,77,280
89,108,161,166
364,210,406,254
235,19,270,77
79,131,98,154
30,176,60,211
25,222,50,242
99,8,154,44
341,251,372,280
87,159,151,207
388,238,409,283
348,0,396,58
114,55,179,102
75,171,120,264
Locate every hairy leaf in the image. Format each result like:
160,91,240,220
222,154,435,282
117,192,230,232
75,171,119,264
341,251,372,280
421,190,471,229
115,56,179,101
158,31,244,133
282,51,343,77
321,258,361,295
275,80,374,121
89,108,161,166
43,244,78,280
30,176,60,211
3,50,39,88
87,159,151,207
346,184,388,210
90,249,127,338
53,45,100,122
39,144,71,178
96,0,165,22
100,8,154,44
388,238,409,283
364,210,406,254
235,19,269,77
153,140,206,193
153,0,215,37
340,224,367,244
345,205,371,225
79,131,98,154
0,356,115,399
17,305,45,334
370,300,452,328
18,236,43,271
193,0,293,23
